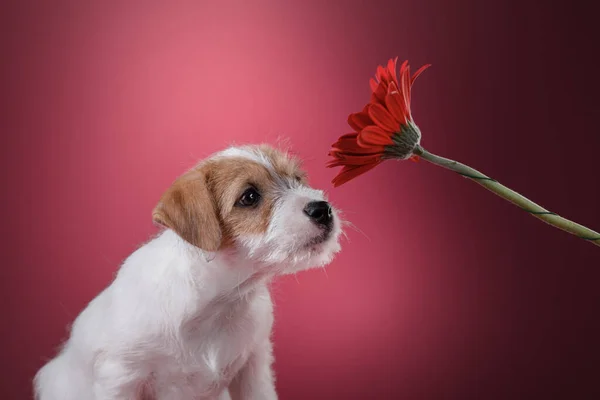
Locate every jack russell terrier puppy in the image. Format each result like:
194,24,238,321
34,144,342,400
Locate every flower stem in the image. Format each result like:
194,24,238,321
413,145,600,247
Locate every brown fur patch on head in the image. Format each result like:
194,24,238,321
153,145,309,251
205,157,275,248
152,165,222,251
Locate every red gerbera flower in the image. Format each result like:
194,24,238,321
325,57,600,247
327,58,430,187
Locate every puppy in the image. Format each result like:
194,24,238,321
34,144,342,400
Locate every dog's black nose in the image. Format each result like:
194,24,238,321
303,201,332,227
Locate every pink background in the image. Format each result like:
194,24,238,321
2,0,599,398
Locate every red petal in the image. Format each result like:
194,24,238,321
331,145,385,155
331,147,385,157
339,153,382,162
331,132,359,144
409,155,420,162
336,133,359,141
400,62,412,119
398,60,409,77
331,138,355,150
386,58,398,85
326,153,382,167
369,78,379,92
371,81,388,103
347,110,372,132
357,125,393,147
389,57,399,85
411,64,431,84
368,103,399,132
331,134,385,155
376,65,389,81
384,89,408,126
331,147,385,156
332,162,382,187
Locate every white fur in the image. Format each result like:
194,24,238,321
215,147,269,168
34,146,342,400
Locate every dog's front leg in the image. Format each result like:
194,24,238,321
92,356,146,400
228,339,277,400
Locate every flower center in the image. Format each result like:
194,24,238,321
383,121,422,160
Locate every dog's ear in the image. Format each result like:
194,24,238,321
152,167,222,251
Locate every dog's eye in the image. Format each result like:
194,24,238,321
237,187,261,207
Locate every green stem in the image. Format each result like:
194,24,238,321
413,145,600,247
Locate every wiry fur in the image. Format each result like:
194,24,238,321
34,144,342,400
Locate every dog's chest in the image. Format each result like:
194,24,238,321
154,289,274,397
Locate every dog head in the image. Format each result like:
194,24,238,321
152,144,341,273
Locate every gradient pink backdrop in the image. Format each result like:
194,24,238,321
2,0,599,398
